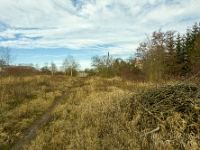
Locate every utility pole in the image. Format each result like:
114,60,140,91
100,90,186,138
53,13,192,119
107,52,110,67
107,52,110,77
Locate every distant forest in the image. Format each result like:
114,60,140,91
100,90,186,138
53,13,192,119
1,22,200,81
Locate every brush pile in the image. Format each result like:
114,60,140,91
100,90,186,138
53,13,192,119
128,83,200,149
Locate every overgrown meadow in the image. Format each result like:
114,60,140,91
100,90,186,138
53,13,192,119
0,75,199,150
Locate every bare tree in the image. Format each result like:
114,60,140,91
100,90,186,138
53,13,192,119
0,47,14,66
137,30,167,82
0,59,6,68
35,64,40,71
50,61,57,76
40,62,50,74
62,55,79,76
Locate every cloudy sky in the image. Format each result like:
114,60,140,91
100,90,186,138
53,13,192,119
0,0,200,69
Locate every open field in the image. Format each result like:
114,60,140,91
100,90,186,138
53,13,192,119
0,76,200,150
0,75,72,150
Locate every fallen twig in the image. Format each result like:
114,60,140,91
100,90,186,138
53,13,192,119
134,99,164,124
141,125,160,137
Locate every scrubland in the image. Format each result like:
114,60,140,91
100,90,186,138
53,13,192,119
0,76,199,150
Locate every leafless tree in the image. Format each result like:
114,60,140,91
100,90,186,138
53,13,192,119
51,61,57,76
0,47,14,66
62,54,79,76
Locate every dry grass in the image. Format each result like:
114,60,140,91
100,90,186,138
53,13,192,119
1,76,200,149
23,76,199,150
0,75,71,150
23,77,136,150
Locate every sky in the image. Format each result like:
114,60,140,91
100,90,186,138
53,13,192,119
0,0,200,70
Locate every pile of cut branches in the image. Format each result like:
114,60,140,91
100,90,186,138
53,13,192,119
127,83,200,149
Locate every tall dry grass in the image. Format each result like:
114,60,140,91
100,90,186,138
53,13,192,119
23,77,182,150
2,76,199,149
0,75,71,150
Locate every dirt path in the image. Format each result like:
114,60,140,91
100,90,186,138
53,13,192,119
10,91,68,150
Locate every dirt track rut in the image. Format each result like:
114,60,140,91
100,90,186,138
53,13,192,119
10,91,68,150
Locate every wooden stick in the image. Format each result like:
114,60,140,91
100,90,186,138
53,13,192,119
135,100,164,123
141,125,160,137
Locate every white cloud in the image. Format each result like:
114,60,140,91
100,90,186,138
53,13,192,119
0,0,200,60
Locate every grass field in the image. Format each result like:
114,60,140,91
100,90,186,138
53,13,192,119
0,76,199,150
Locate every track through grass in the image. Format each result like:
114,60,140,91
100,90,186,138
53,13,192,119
10,90,68,150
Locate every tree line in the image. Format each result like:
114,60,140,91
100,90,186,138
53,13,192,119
1,22,200,81
0,52,80,76
136,22,200,81
86,22,200,81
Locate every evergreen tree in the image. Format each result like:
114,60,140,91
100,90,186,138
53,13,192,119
191,22,200,74
183,22,200,74
165,31,177,76
176,33,184,62
174,33,190,75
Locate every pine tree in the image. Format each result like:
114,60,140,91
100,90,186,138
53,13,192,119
165,31,177,76
191,22,200,74
176,33,183,62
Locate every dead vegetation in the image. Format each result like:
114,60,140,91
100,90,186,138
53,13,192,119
21,77,200,150
127,81,200,149
1,76,200,150
0,75,71,150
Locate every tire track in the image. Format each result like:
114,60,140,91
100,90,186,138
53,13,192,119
10,91,68,150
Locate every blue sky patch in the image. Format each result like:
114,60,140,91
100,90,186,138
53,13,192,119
0,0,199,69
